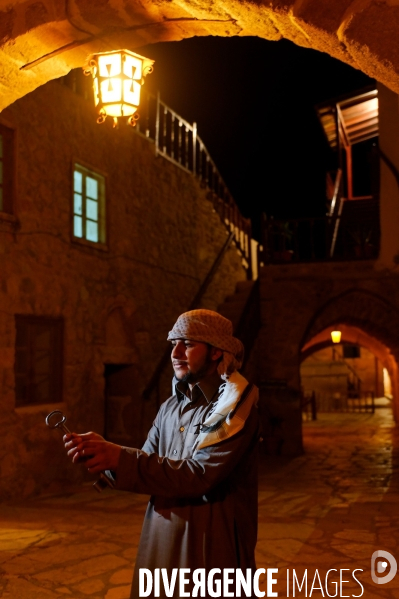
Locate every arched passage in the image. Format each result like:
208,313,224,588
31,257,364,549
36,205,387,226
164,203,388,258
1,0,399,111
300,289,399,421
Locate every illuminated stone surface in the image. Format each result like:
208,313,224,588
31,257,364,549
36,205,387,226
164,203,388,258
0,408,398,598
1,0,399,111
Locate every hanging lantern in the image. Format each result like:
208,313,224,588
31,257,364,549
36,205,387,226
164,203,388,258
84,49,154,127
331,330,342,344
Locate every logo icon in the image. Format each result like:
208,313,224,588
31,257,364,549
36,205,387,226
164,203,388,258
371,550,397,584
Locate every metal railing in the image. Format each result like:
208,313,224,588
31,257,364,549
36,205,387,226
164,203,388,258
316,391,375,414
135,90,253,278
328,169,344,257
327,169,343,217
260,210,380,264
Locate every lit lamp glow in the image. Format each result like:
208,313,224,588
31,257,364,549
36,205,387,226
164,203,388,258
84,49,154,127
331,330,342,344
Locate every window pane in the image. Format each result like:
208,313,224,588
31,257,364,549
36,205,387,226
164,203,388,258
74,193,82,215
86,220,98,242
74,170,83,193
73,165,105,245
74,215,83,237
86,198,98,221
86,176,98,199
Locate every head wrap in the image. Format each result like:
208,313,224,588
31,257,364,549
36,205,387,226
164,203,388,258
167,309,244,378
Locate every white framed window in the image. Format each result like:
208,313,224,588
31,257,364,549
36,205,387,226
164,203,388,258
73,164,106,244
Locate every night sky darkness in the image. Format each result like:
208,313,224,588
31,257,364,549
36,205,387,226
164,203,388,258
137,37,374,238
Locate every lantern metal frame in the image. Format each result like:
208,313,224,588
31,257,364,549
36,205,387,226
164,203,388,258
84,49,154,127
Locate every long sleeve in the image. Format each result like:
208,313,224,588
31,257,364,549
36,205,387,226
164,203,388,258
141,417,160,454
115,406,260,497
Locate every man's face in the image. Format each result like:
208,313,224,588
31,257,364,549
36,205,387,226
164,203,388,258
171,339,221,384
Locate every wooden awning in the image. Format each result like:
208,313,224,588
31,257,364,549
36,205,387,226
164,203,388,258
316,88,378,149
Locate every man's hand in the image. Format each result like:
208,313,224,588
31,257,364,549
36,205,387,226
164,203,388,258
63,432,122,473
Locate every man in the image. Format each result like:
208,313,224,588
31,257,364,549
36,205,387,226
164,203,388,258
64,309,260,598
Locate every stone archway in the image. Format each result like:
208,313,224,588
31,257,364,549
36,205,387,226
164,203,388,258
1,0,399,111
300,288,399,420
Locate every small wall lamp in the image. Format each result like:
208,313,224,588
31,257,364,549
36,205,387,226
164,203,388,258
331,330,342,344
84,49,154,127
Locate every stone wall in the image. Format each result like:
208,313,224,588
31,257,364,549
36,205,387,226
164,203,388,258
0,79,246,500
301,345,385,400
255,84,399,457
258,260,399,456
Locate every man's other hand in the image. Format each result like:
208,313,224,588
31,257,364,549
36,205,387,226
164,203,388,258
63,432,122,473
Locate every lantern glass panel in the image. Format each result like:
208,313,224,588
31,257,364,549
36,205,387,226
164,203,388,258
124,54,142,80
124,80,141,107
98,54,122,77
88,50,153,121
101,77,122,105
105,103,128,117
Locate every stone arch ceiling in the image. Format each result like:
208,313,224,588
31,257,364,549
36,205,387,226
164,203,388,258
301,289,399,361
1,0,399,112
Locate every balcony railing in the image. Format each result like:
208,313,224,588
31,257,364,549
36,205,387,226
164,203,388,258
260,208,380,265
135,91,253,278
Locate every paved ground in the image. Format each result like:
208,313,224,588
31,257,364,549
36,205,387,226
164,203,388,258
1,405,399,598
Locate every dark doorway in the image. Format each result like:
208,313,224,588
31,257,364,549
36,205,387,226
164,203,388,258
104,363,141,447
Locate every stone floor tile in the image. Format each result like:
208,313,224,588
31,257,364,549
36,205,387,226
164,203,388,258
1,408,399,597
0,528,67,551
109,569,133,585
72,578,106,595
33,554,129,584
2,577,61,599
104,585,131,599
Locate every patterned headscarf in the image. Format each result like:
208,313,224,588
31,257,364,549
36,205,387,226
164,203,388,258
167,309,244,378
